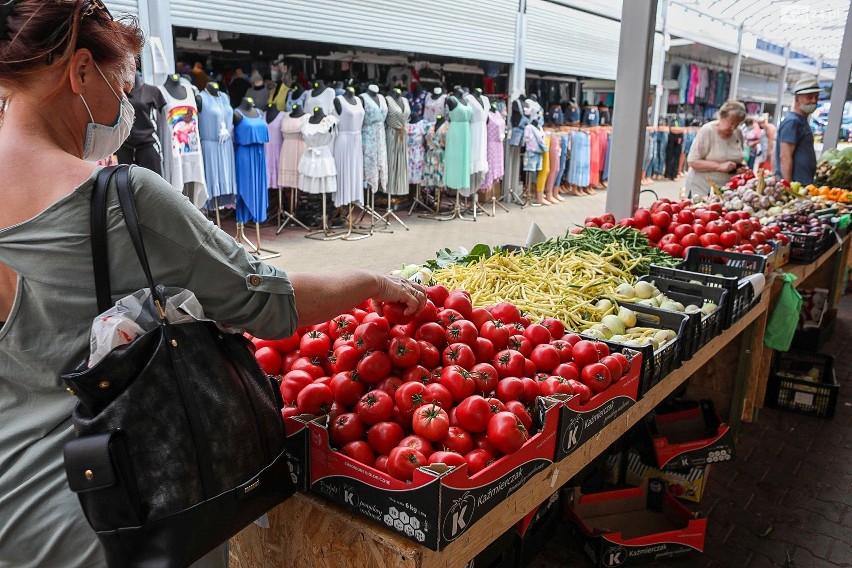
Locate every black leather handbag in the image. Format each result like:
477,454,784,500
62,165,294,567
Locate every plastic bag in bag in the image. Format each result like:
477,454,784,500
764,273,803,352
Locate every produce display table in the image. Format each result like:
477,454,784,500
228,293,770,568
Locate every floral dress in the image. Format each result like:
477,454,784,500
359,93,389,192
422,120,449,188
406,119,430,184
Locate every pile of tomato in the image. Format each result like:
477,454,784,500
248,288,634,482
584,199,784,258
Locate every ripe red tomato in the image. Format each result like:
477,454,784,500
493,349,526,379
439,365,477,402
412,300,438,327
412,341,438,369
428,450,467,468
342,440,375,466
382,301,414,325
387,446,427,481
356,351,392,384
437,308,465,328
299,330,331,359
362,312,390,331
255,347,282,375
442,343,476,370
426,284,450,307
633,208,652,228
733,219,755,239
367,421,405,455
673,224,692,241
455,395,492,433
507,335,532,358
353,322,388,353
485,397,507,415
487,411,529,454
332,332,355,351
389,322,416,339
377,375,403,397
469,307,493,330
280,405,301,420
423,382,453,410
280,369,314,405
472,336,496,364
471,362,499,395
699,233,720,247
540,318,565,339
411,404,450,442
489,301,522,325
402,364,432,385
331,345,361,374
641,225,663,242
330,371,366,407
572,340,600,368
680,233,701,248
445,320,478,346
296,383,333,415
530,343,560,373
580,362,612,393
464,448,497,475
610,353,630,380
539,376,575,397
594,342,610,359
663,243,685,258
443,292,473,320
503,400,533,431
415,322,447,349
328,314,358,340
719,230,741,248
651,211,672,228
440,426,474,455
329,412,365,447
355,390,394,425
495,376,524,402
600,356,624,383
523,323,552,346
388,336,420,368
677,210,695,224
519,377,539,404
399,434,433,457
479,320,512,349
553,362,580,382
291,357,324,380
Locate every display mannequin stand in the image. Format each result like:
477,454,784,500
491,192,510,215
407,183,434,215
306,193,345,241
419,186,448,221
520,172,533,208
341,203,372,241
276,186,310,233
380,194,410,230
235,222,281,260
436,191,476,222
354,187,390,234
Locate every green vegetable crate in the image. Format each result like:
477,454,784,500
767,352,839,419
582,303,689,398
636,276,729,359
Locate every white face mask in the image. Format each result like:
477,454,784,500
801,103,817,115
79,63,135,162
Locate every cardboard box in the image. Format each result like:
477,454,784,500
565,481,706,566
554,350,642,461
308,397,561,550
514,492,562,568
282,414,315,490
648,399,735,471
625,449,709,503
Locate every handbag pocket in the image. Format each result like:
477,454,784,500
64,431,145,531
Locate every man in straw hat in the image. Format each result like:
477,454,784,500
776,78,823,185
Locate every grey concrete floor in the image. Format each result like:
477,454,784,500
221,179,684,275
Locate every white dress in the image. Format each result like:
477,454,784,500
304,88,336,117
157,81,208,208
333,96,365,207
299,116,338,194
465,92,489,192
423,93,447,123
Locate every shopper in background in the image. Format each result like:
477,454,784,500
0,2,426,567
684,100,747,198
758,114,776,172
777,78,822,185
742,116,760,170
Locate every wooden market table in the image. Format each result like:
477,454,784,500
228,293,771,568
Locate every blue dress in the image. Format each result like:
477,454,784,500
234,109,269,223
198,89,237,207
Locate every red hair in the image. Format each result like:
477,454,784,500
0,0,143,96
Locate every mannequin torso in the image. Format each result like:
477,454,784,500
266,103,280,124
234,98,261,125
309,108,326,125
446,88,468,111
163,74,187,99
435,114,446,129
289,104,306,119
333,88,360,115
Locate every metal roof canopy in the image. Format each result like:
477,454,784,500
672,0,849,64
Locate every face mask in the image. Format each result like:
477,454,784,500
79,63,135,162
801,103,817,115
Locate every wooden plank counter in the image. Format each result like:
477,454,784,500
229,294,770,568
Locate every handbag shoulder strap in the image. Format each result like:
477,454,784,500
90,164,164,316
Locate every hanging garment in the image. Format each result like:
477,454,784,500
554,134,569,187
158,83,208,208
682,129,697,173
246,85,270,109
385,95,412,196
422,120,449,188
333,96,366,207
360,93,389,192
524,124,547,173
465,93,489,192
299,115,338,195
198,89,237,206
444,97,473,192
597,130,608,179
536,134,551,191
664,131,684,179
265,111,285,188
603,132,612,182
677,64,689,104
406,118,430,185
482,110,506,189
423,93,447,123
568,131,590,187
118,83,166,175
544,133,561,193
589,130,601,188
653,131,668,176
304,88,336,117
278,113,309,188
233,109,270,223
268,82,290,111
285,88,308,111
688,65,700,104
406,90,427,119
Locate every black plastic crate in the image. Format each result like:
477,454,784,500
767,352,839,419
636,276,729,359
648,265,746,330
782,227,835,264
582,303,689,398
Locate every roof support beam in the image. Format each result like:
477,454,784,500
823,6,852,150
775,43,790,127
730,23,744,100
